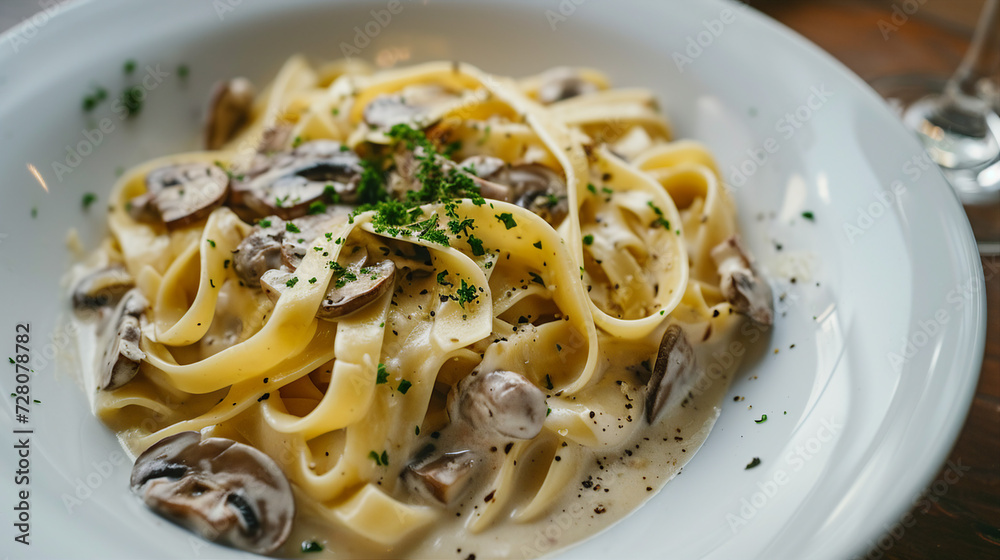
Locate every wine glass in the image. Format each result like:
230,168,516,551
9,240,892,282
871,0,1000,253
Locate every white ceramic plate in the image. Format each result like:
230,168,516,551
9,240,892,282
0,0,985,558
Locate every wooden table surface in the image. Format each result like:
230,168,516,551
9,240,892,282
752,1,1000,558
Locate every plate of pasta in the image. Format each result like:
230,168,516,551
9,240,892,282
0,1,984,559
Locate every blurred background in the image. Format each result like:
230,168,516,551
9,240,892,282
1,1,997,559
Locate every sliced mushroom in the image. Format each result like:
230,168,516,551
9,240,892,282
536,68,598,104
71,264,134,316
232,217,287,288
130,431,294,555
204,78,256,150
401,447,477,506
130,163,230,229
260,259,396,320
645,324,702,424
470,162,568,226
279,210,354,271
231,140,362,221
99,288,148,390
457,155,511,201
363,84,459,130
449,370,548,440
710,235,774,326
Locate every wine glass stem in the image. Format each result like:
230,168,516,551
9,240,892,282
933,0,1000,137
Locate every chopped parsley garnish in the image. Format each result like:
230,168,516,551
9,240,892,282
30,207,37,219
544,374,554,390
547,407,552,417
292,135,303,148
323,184,341,204
755,414,768,424
122,85,143,117
177,64,189,79
456,279,478,308
369,450,389,466
801,211,815,221
398,379,412,394
647,200,670,229
533,241,542,249
257,219,271,228
376,363,389,384
529,272,545,287
334,269,357,289
745,457,761,470
206,239,216,248
586,183,598,194
285,222,301,233
82,193,98,210
467,234,486,256
285,277,299,288
301,541,323,553
583,234,594,246
308,201,327,215
437,270,451,286
308,277,317,284
123,60,136,74
331,107,340,116
495,213,517,229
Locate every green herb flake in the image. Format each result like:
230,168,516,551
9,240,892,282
206,239,216,248
258,219,272,228
456,279,478,308
123,59,136,74
308,277,318,284
547,407,552,417
647,200,670,229
582,234,594,246
533,241,542,249
755,414,768,424
544,374,554,390
369,450,383,465
745,457,762,470
529,272,545,287
301,541,323,553
285,277,299,288
381,450,389,465
308,201,327,215
82,193,98,210
496,213,517,229
30,207,37,219
801,211,815,221
177,64,189,79
587,183,598,194
398,379,412,394
286,222,301,233
415,425,420,435
376,363,389,384
467,234,486,256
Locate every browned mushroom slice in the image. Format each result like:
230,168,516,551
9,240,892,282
204,78,256,150
131,163,230,229
710,235,774,326
260,259,395,320
449,370,548,439
469,162,568,226
232,217,286,289
232,140,362,221
279,210,354,271
402,447,477,506
130,431,294,555
536,68,599,104
645,324,702,424
363,85,458,130
99,288,148,390
71,264,134,315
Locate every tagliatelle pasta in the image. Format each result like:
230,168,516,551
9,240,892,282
67,57,772,558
